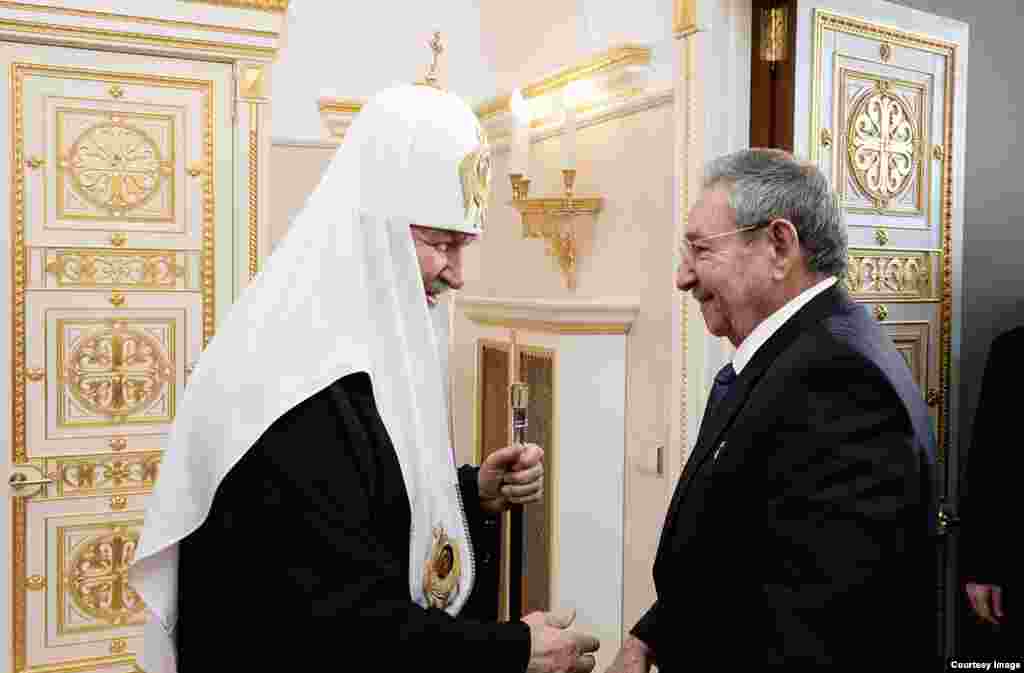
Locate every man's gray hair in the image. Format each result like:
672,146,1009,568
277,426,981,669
702,148,847,277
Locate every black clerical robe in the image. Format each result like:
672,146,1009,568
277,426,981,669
175,372,530,671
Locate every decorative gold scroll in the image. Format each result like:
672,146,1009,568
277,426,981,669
45,249,186,288
845,249,940,302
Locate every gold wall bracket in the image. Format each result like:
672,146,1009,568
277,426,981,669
509,169,603,291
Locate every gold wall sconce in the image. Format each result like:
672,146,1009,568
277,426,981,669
760,4,790,70
505,85,604,290
509,169,602,291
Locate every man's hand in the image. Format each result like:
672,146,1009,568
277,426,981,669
523,608,600,673
478,443,544,516
603,635,653,673
966,582,1005,625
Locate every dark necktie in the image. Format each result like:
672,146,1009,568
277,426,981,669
706,362,737,418
694,362,737,459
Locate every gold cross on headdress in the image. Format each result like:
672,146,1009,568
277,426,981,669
420,31,444,89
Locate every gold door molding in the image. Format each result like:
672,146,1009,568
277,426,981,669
811,10,957,458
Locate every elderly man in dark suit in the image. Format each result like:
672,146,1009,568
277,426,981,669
605,149,938,670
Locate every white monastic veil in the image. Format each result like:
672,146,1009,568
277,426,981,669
129,84,487,673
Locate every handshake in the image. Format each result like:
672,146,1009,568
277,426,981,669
522,608,654,673
523,608,600,673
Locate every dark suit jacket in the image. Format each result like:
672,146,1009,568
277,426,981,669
961,326,1022,596
632,285,939,668
176,372,529,672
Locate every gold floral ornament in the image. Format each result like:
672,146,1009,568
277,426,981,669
422,524,461,609
846,82,920,210
459,126,491,232
64,323,174,419
68,530,145,626
65,119,166,217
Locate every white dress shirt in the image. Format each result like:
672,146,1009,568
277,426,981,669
731,276,838,375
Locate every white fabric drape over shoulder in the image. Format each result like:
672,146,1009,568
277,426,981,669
130,84,488,673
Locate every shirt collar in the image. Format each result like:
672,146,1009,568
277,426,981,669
732,276,837,375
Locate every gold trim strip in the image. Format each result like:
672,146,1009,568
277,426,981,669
938,45,956,463
475,45,651,120
13,496,26,672
0,1,280,37
202,74,216,346
249,102,259,280
811,9,957,460
679,35,693,466
317,98,364,115
11,62,27,466
466,316,632,335
0,17,276,59
12,61,224,89
13,654,136,673
189,0,289,11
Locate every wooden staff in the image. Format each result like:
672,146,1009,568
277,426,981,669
508,380,528,620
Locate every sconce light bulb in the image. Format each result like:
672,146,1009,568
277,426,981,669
510,88,529,124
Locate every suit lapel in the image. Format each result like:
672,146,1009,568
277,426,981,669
662,285,848,529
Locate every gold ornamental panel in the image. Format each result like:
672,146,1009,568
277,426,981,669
885,321,931,394
57,108,175,222
837,71,929,216
57,319,176,428
57,522,147,635
45,248,187,288
845,249,940,302
54,453,162,496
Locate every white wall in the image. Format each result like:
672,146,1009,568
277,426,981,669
270,0,676,141
271,0,493,141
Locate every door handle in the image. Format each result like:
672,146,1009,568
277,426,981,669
937,502,961,535
9,472,54,489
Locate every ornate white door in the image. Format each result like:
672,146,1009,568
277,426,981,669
810,10,956,447
793,1,968,657
2,41,234,673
